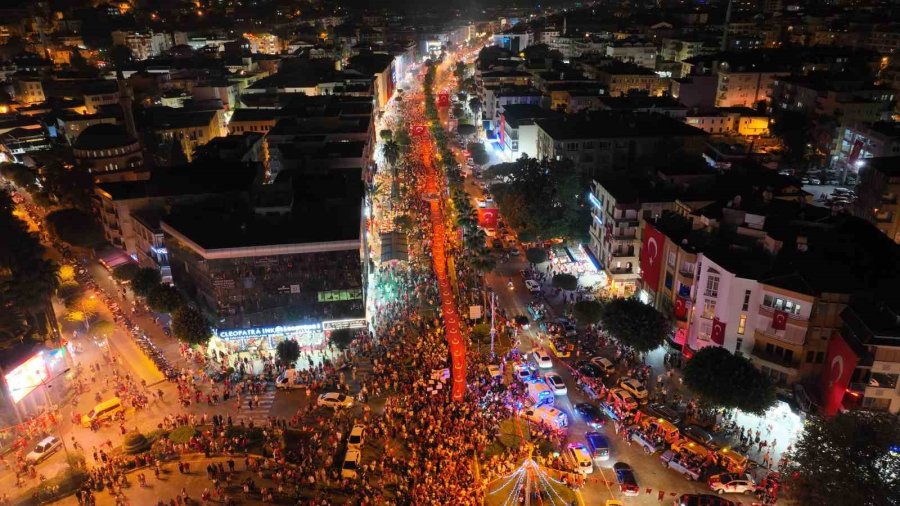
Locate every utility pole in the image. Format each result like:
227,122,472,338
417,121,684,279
489,290,496,358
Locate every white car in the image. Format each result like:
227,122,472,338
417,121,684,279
347,424,365,450
610,388,639,412
618,378,649,402
566,443,594,475
545,373,567,395
534,349,553,369
317,392,354,409
477,199,487,208
275,371,306,390
342,449,361,478
487,364,503,381
514,361,536,382
524,279,541,293
26,436,61,464
708,473,758,495
590,357,616,375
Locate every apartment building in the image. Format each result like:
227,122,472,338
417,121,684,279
684,107,770,136
605,37,658,70
841,297,900,414
854,156,900,244
482,85,545,133
111,30,173,60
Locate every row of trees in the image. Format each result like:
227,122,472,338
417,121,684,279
0,189,60,349
112,264,211,346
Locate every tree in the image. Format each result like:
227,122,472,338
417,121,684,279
381,139,400,167
65,295,101,332
276,339,301,367
112,263,140,282
682,346,776,414
329,328,355,351
395,128,411,147
783,411,900,506
146,284,184,313
525,247,548,265
394,214,414,231
772,110,814,163
131,268,162,297
470,323,491,344
491,157,590,243
0,163,36,188
171,306,211,346
88,319,114,338
379,129,392,141
469,143,490,166
45,208,105,248
599,298,669,353
457,124,477,138
551,273,578,291
468,97,482,118
573,300,603,326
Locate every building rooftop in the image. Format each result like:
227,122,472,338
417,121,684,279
537,111,706,140
73,123,135,150
96,162,256,201
502,104,560,128
597,96,687,111
229,108,278,123
865,156,900,178
161,170,362,250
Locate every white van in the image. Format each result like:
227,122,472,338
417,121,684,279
275,370,306,390
527,379,555,407
521,406,569,431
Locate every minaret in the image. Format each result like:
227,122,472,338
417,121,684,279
721,0,734,51
116,69,138,139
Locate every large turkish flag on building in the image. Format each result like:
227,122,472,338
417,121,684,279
674,298,687,319
710,317,726,345
640,222,665,290
438,93,450,107
412,125,427,136
772,310,788,330
819,333,859,416
477,208,499,229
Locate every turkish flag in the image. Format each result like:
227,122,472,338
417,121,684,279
477,208,499,229
674,298,687,319
819,333,858,416
640,222,665,290
710,317,726,345
412,125,427,136
772,310,788,330
438,93,450,107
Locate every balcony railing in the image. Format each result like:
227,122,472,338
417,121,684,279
754,327,806,347
607,267,634,275
751,348,801,370
758,304,808,322
611,249,636,258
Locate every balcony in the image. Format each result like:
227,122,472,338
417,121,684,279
611,229,638,239
751,347,801,371
607,266,635,276
610,248,636,258
758,304,809,323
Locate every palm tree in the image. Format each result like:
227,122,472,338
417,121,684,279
6,257,61,339
0,301,27,349
381,140,401,168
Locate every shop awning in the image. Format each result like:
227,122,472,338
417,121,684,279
97,247,134,271
380,232,408,263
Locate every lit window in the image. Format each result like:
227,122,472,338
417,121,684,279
737,314,746,335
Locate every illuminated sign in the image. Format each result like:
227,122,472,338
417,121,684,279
5,352,48,403
317,289,363,302
322,319,367,331
214,323,322,340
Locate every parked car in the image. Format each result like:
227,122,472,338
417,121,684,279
347,424,365,450
585,431,610,461
575,361,604,378
524,279,541,293
544,372,568,395
342,449,361,478
682,425,715,446
629,429,663,454
614,462,640,496
25,436,61,464
534,349,553,369
487,364,503,381
566,443,594,474
674,494,737,506
590,357,616,375
618,378,649,402
514,361,537,382
275,371,306,390
645,403,682,425
707,473,759,495
317,392,354,409
573,403,604,428
520,406,568,431
610,388,639,412
660,450,701,481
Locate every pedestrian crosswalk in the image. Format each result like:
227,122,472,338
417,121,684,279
238,386,276,425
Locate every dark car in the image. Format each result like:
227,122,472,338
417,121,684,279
646,403,682,425
682,425,715,446
674,494,737,506
576,361,604,378
573,403,605,428
614,462,639,496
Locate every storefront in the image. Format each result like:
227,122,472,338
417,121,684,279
548,244,607,289
209,318,369,354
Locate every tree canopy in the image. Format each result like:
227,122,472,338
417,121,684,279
551,273,578,291
45,208,106,248
276,339,301,367
112,263,141,282
329,328,355,351
171,306,211,346
572,300,603,325
490,157,590,243
146,284,184,313
131,268,162,297
457,124,477,137
599,298,669,353
784,411,900,506
525,247,548,265
682,346,776,414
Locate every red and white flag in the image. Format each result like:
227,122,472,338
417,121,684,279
710,317,726,345
772,310,788,330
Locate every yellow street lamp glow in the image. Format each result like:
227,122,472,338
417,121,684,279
59,265,76,283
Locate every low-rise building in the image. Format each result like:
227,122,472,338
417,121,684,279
605,37,658,70
590,61,668,97
482,85,545,133
684,107,769,136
